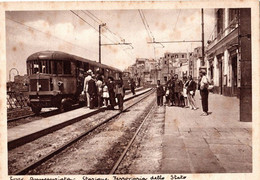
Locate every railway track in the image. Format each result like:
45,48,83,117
10,88,155,175
109,100,157,174
7,87,146,124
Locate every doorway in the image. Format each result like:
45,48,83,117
219,60,223,94
231,56,238,96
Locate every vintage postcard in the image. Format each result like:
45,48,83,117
0,0,259,180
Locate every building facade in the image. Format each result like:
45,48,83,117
205,8,251,122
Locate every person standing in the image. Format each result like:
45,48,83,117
102,81,109,107
107,77,116,110
156,80,164,106
200,70,209,116
130,78,136,95
183,76,189,108
83,69,92,108
115,77,125,111
87,75,97,109
187,75,198,110
173,74,183,107
96,76,103,108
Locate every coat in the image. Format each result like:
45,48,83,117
156,85,165,97
87,79,97,96
187,80,197,93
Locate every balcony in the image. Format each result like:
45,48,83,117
206,18,238,54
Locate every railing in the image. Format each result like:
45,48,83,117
207,18,238,51
7,91,30,110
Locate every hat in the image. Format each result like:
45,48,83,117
200,69,207,74
87,69,92,75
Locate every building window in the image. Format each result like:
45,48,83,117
229,8,239,22
165,61,167,64
217,9,224,34
182,54,184,58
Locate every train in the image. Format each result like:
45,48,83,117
26,50,122,114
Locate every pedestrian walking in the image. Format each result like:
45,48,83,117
107,77,116,110
187,75,198,110
83,69,92,108
115,77,125,111
87,74,97,109
96,76,103,108
156,80,164,106
200,70,210,116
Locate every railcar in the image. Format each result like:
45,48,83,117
26,50,122,114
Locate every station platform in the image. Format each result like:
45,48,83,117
8,87,151,150
161,92,252,173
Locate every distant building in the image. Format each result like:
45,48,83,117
160,52,187,83
189,47,202,81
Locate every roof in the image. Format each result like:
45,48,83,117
26,50,121,72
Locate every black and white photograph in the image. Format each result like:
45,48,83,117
0,0,259,179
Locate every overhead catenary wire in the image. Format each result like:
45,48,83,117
6,17,98,55
76,10,134,59
173,9,181,33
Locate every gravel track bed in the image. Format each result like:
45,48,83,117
8,91,153,175
115,106,165,174
27,92,156,174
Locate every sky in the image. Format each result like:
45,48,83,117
6,9,214,80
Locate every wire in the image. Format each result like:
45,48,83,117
84,10,103,24
72,10,134,60
173,9,181,33
138,9,152,41
82,10,125,43
71,10,99,32
141,10,155,41
6,17,98,55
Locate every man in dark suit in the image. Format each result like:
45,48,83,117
107,77,116,110
87,75,97,109
156,80,164,106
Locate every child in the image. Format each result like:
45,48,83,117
102,83,109,107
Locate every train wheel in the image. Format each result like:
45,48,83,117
31,105,41,115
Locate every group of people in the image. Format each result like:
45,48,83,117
81,69,125,111
156,70,210,116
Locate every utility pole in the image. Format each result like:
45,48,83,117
201,8,205,66
99,23,106,64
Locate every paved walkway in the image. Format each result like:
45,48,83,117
161,91,252,173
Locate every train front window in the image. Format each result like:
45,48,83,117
63,61,71,74
27,60,72,75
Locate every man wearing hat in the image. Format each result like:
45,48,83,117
83,69,93,108
200,69,209,116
